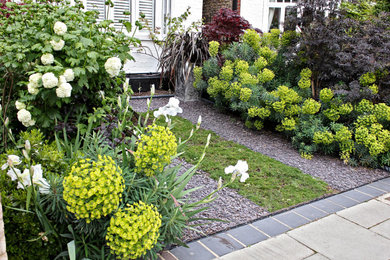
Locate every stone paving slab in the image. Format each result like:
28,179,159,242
304,253,330,260
288,214,390,260
337,199,390,228
370,219,390,239
218,234,313,260
167,179,390,260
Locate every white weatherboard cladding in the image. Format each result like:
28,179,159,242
113,0,131,30
85,0,106,21
139,0,155,28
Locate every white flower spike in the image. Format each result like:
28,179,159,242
2,155,21,170
224,160,249,183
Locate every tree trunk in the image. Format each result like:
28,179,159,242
0,196,7,260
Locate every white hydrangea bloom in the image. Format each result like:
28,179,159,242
63,68,74,82
25,119,36,127
27,83,39,95
15,101,26,110
58,76,67,85
50,39,65,51
1,155,22,170
153,97,183,122
56,83,72,98
53,21,67,35
224,160,249,182
104,57,122,77
17,109,32,124
29,73,42,85
41,53,54,65
42,72,58,89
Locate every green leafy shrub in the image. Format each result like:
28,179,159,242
0,0,137,133
106,201,162,259
134,124,177,177
63,155,124,223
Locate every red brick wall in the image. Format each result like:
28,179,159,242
202,0,233,23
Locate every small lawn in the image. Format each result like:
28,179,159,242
169,116,332,212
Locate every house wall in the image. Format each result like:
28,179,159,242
202,0,233,23
240,0,267,32
171,0,203,28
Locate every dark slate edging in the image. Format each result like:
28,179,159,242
165,177,390,260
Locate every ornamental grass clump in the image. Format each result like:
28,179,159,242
63,155,124,223
106,201,162,259
134,124,177,177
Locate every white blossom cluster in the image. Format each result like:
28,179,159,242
17,108,35,127
153,97,183,122
41,53,54,65
53,21,67,36
2,155,50,194
50,39,65,51
104,57,122,77
28,72,42,94
42,72,58,89
56,69,74,98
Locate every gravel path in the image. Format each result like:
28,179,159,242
170,158,268,242
130,97,389,241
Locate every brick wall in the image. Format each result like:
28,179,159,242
202,0,233,23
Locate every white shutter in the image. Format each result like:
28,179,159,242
113,0,131,30
139,0,155,29
86,0,106,22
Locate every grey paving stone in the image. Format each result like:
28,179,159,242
309,199,344,214
369,181,390,192
337,199,390,228
304,253,330,259
342,190,373,202
380,177,390,185
327,194,359,208
293,204,329,221
289,214,390,260
170,241,215,260
356,185,386,197
199,233,244,257
370,219,390,239
226,224,268,246
273,211,310,229
251,217,290,237
219,234,313,260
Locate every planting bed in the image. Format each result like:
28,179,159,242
130,97,389,241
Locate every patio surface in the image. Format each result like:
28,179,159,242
159,177,390,260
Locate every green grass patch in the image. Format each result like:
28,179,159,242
169,116,332,212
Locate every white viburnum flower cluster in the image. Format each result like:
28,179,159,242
225,160,249,182
53,21,67,36
15,101,26,110
104,57,122,77
153,97,183,122
42,72,58,89
4,159,50,194
41,53,54,65
50,39,65,51
27,73,42,95
17,108,35,127
56,69,74,98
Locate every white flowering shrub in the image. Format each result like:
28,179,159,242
0,0,139,130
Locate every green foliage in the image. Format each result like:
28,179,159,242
134,124,177,177
63,155,125,223
106,201,162,259
319,88,334,103
0,0,136,132
359,72,376,86
208,41,220,57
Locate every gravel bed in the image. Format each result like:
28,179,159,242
130,97,389,241
170,158,268,242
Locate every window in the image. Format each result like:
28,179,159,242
268,0,297,31
85,0,106,22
